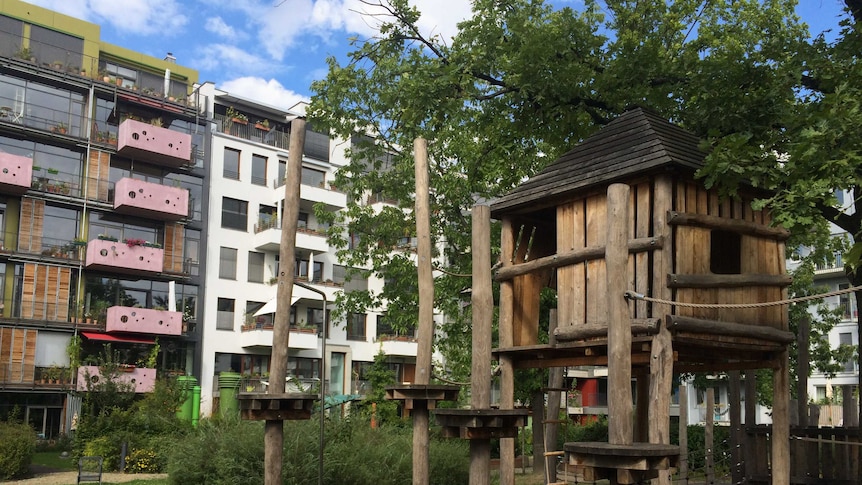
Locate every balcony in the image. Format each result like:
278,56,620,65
252,221,329,253
77,365,155,393
299,184,347,211
106,306,182,336
117,119,192,167
0,152,33,194
239,324,319,350
377,335,418,356
85,238,164,275
113,177,189,220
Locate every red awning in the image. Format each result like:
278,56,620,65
80,332,155,345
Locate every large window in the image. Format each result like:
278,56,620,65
217,298,235,330
840,332,855,372
248,252,265,283
307,307,324,334
221,197,248,231
223,148,240,180
295,258,322,282
347,313,366,341
29,25,84,73
251,154,267,186
219,247,237,279
301,167,325,187
288,357,320,380
304,127,330,161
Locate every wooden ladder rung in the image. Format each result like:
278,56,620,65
544,451,565,457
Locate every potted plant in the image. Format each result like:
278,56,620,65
97,234,118,242
51,122,67,134
225,106,248,124
15,47,35,62
254,119,270,131
124,238,146,247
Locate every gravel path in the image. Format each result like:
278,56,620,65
3,468,167,485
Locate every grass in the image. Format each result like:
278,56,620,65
31,451,77,470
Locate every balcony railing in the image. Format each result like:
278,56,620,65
113,177,189,220
106,305,183,336
216,114,290,149
85,238,164,275
0,152,33,195
0,91,87,139
117,119,192,167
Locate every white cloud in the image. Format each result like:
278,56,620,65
219,77,308,111
24,0,188,36
193,43,276,79
205,16,240,39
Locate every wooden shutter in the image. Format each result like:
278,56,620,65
21,263,72,322
163,223,185,273
19,198,45,253
87,149,111,201
0,327,36,382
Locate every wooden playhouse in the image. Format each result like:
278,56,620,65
488,107,792,484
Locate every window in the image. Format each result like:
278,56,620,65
277,160,286,186
216,298,235,330
219,247,237,279
288,357,320,380
815,386,827,403
223,148,240,179
304,127,330,161
257,205,278,232
307,307,324,334
301,167,325,187
840,284,855,319
221,197,248,230
251,154,267,186
298,211,309,229
840,332,855,372
347,313,366,341
710,230,741,274
295,258,322,282
248,252,265,283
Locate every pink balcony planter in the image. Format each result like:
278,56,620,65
77,365,156,393
113,177,189,220
117,119,191,167
106,306,182,336
0,152,33,195
85,238,164,275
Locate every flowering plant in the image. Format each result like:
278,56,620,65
124,238,146,247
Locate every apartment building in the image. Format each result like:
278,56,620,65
0,0,207,437
807,245,859,421
196,86,421,417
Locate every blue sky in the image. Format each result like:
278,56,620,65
22,0,851,111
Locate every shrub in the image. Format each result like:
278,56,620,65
0,420,36,479
125,447,160,473
167,417,470,485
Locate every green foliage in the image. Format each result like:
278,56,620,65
168,417,469,485
74,378,191,471
125,447,161,473
0,420,37,480
309,0,862,408
351,351,400,424
673,424,731,474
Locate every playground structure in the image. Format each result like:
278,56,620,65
484,107,793,484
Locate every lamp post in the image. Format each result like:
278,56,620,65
294,281,327,485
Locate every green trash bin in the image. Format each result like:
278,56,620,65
218,372,242,417
176,375,198,422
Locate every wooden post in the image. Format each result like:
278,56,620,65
413,137,433,485
649,174,674,485
728,371,743,485
606,183,632,446
546,309,563,483
499,218,515,485
470,204,492,485
705,388,715,485
843,385,857,426
679,385,688,485
744,371,757,481
265,117,305,485
772,349,790,485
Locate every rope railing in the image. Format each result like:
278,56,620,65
625,284,862,309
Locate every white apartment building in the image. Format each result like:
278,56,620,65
196,84,422,416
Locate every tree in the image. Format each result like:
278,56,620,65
308,0,858,397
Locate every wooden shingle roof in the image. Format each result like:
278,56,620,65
490,107,706,217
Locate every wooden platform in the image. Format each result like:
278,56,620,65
434,408,529,440
563,442,680,485
384,384,459,410
493,331,786,373
237,392,317,421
